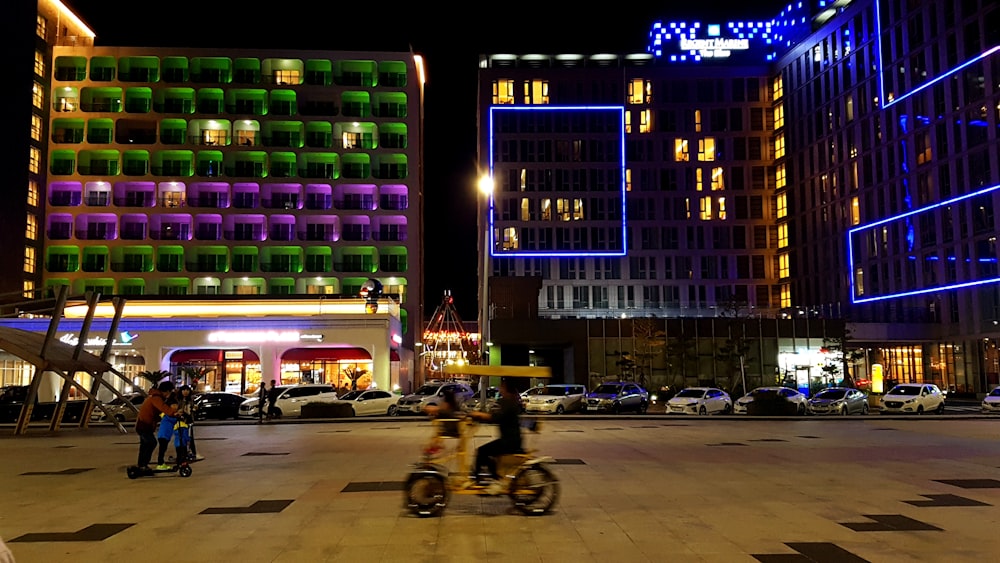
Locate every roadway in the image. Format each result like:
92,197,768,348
2,415,1000,562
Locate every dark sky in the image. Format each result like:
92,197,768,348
68,1,785,320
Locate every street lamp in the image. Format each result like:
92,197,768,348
477,174,494,365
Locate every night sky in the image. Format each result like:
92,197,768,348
68,1,785,320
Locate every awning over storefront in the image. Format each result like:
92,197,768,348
281,347,371,362
169,349,260,363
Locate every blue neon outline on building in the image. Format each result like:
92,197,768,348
848,183,1000,303
487,105,628,258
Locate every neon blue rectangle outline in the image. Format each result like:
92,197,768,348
487,105,628,258
848,182,1000,303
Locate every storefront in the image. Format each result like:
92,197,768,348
0,297,410,400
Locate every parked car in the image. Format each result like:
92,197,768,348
329,389,399,416
193,392,246,420
0,385,88,423
808,387,869,415
393,381,474,415
238,384,338,418
524,384,587,414
666,387,732,415
735,386,807,415
470,386,501,411
982,387,1000,413
90,392,145,422
879,383,945,414
583,382,649,414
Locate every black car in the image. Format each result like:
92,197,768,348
194,392,247,420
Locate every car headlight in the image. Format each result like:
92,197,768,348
903,398,917,404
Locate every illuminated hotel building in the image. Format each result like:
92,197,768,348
1,0,424,395
478,0,1000,393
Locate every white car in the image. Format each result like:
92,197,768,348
734,386,807,415
983,387,1000,413
879,383,945,415
524,384,587,414
666,387,732,415
238,383,339,418
328,389,399,416
393,381,474,415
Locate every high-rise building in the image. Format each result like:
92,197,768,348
4,0,95,303
22,5,424,347
478,0,1000,394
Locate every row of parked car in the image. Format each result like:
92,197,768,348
81,379,954,423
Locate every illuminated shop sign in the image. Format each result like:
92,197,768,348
207,330,302,343
678,37,749,58
59,333,136,347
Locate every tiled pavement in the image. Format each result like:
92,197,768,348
3,415,1000,562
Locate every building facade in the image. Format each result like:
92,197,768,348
2,0,425,394
478,0,1000,395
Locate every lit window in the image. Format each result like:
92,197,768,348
717,197,726,220
773,104,784,129
625,169,632,192
778,253,789,278
853,269,863,296
36,15,46,39
674,139,689,162
34,51,45,77
273,70,299,85
699,196,712,220
639,109,651,133
520,198,530,221
776,164,786,189
774,133,785,160
501,227,519,250
556,198,572,221
24,246,36,274
572,198,584,220
695,168,703,191
27,180,39,206
493,80,515,105
26,214,37,240
698,138,716,161
711,167,725,191
772,75,783,100
845,94,854,121
341,131,361,149
776,193,787,218
694,109,702,132
28,147,40,174
540,198,551,220
23,280,35,299
523,80,549,104
30,115,42,141
851,196,860,225
625,111,632,134
780,284,791,307
32,82,44,109
777,224,788,248
628,79,651,104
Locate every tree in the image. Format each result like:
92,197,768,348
341,365,369,390
180,366,213,389
137,370,172,390
821,327,866,387
630,317,665,389
716,318,754,397
664,330,697,386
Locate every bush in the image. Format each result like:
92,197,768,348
300,402,354,419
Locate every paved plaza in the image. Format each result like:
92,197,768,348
3,416,1000,562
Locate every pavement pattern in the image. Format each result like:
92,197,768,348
3,415,1000,562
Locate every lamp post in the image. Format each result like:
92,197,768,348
477,174,494,364
477,174,494,408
